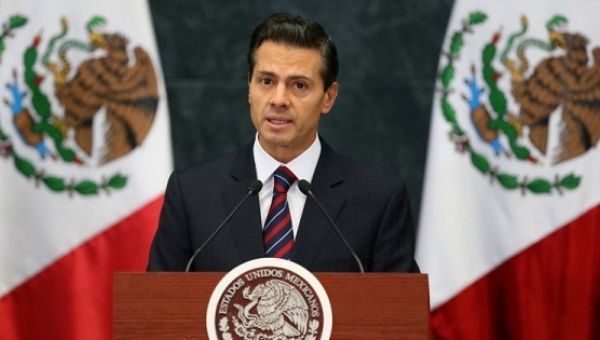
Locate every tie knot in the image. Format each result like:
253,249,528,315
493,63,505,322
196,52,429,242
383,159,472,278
273,166,297,193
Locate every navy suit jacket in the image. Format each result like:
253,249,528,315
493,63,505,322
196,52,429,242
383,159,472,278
147,140,419,273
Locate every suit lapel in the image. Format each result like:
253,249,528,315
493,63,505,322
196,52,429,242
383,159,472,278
293,141,345,268
223,144,265,262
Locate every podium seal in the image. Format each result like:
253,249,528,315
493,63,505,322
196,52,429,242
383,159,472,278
206,258,332,339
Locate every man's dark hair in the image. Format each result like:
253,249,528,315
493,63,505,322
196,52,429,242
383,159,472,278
247,13,339,90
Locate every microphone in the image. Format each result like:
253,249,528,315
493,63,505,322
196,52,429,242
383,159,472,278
298,179,365,273
185,180,262,272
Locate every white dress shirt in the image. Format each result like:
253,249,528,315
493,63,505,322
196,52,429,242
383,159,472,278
253,133,321,238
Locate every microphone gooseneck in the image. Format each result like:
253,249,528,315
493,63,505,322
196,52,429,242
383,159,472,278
298,179,365,273
185,180,262,272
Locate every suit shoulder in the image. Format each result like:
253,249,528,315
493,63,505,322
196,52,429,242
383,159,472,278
172,149,248,185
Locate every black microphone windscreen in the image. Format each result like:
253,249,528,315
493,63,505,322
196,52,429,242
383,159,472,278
247,180,263,195
298,179,312,195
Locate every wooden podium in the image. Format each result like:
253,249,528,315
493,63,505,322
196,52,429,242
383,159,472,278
114,272,430,339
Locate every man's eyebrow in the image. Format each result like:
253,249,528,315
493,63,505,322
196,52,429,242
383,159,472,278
255,70,276,77
288,75,312,81
255,70,313,81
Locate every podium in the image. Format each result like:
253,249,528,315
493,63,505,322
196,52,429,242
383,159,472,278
114,272,430,339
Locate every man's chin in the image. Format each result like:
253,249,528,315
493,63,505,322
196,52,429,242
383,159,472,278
259,136,291,150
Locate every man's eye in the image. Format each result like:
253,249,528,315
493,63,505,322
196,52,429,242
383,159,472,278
293,82,307,90
260,78,273,85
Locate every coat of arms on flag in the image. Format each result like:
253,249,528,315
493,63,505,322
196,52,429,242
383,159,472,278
438,10,598,195
1,13,161,196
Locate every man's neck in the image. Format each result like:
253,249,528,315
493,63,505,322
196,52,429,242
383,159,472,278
257,136,317,164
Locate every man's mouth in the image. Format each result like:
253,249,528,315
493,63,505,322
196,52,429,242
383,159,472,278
267,119,290,125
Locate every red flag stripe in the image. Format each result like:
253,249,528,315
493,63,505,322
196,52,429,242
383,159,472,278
430,204,600,340
0,195,164,340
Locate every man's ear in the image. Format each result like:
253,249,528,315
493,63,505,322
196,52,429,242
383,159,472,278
248,72,252,104
322,81,339,114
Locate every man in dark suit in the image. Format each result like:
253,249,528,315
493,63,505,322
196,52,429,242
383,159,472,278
147,13,419,273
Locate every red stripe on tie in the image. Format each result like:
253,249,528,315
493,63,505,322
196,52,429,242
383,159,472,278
264,213,291,244
274,182,286,193
273,240,294,258
268,195,286,215
279,166,296,180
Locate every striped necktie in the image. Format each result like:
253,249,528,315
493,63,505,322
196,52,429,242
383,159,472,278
263,166,297,259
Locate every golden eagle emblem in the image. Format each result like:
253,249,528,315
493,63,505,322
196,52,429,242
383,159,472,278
49,20,159,164
506,24,600,163
233,279,310,339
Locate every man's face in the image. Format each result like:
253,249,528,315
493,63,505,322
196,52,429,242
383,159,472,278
249,41,338,163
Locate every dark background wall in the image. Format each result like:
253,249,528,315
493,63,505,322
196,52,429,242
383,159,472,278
148,0,453,223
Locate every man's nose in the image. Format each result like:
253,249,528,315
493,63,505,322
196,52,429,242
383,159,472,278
269,83,290,108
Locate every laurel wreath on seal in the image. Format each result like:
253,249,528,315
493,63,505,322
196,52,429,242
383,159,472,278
438,11,582,195
219,317,234,340
0,14,128,197
224,315,320,340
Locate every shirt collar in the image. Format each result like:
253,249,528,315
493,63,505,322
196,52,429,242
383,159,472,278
253,133,322,183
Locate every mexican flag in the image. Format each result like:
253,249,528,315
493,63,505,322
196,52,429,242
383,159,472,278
0,0,172,339
417,0,600,338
